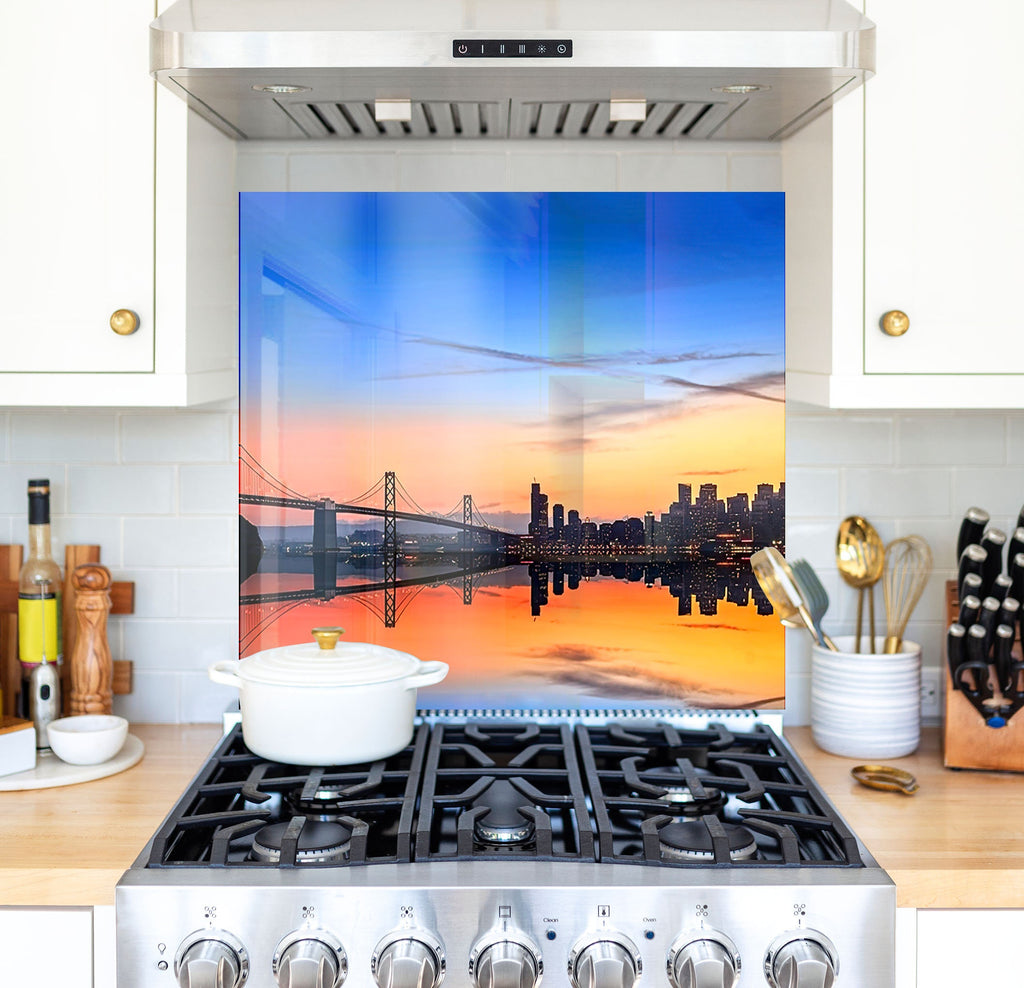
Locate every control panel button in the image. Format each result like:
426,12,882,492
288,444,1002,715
273,932,347,988
372,933,445,988
568,935,641,988
174,930,248,988
764,931,838,988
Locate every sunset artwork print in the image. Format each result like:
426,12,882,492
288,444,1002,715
239,192,785,711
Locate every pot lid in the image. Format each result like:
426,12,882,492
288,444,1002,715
238,628,423,687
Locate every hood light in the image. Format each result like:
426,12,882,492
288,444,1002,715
252,84,311,94
712,84,771,95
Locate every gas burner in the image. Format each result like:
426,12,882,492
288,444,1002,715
251,820,352,864
655,785,727,817
285,785,352,820
471,780,536,845
657,821,757,863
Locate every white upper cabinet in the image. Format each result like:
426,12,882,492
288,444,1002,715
0,0,236,407
785,0,1024,408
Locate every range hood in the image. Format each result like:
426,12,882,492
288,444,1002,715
151,0,874,142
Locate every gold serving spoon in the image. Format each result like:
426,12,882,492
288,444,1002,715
751,547,839,651
836,516,886,653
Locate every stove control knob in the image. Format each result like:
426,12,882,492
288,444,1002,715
764,931,838,988
568,934,642,988
372,932,446,988
174,930,249,988
274,931,347,988
668,932,740,988
470,934,543,988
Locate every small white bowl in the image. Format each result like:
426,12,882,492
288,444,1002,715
47,715,128,765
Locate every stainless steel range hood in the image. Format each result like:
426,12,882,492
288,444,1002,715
151,0,874,142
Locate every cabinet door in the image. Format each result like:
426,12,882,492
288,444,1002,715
0,0,153,374
863,0,1024,375
0,907,94,987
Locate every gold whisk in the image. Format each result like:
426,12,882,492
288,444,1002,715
882,535,933,654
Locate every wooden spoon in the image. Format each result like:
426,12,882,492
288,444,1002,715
836,516,886,652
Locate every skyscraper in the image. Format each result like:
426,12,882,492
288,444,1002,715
529,482,549,539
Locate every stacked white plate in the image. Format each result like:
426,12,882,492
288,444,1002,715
810,635,921,759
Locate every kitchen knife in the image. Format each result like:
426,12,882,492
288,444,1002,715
1017,504,1024,533
962,623,993,698
994,623,1016,695
1008,527,1024,567
980,528,1008,588
957,506,990,562
946,623,966,689
958,544,988,599
1011,552,1024,605
960,572,984,602
957,593,982,629
997,595,1020,631
977,596,1002,650
989,573,1014,603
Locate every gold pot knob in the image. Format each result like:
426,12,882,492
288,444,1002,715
311,627,344,650
109,309,140,336
880,310,910,337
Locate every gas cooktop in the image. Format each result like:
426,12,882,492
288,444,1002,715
118,716,895,988
143,720,864,871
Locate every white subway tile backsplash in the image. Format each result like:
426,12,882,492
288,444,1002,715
0,464,67,514
618,153,728,191
69,465,176,515
509,153,617,191
289,152,398,192
950,467,1024,523
782,468,840,518
1007,416,1024,464
179,569,238,618
398,153,507,191
842,467,951,519
236,151,288,191
124,517,235,568
116,568,180,619
181,464,238,515
179,671,240,723
899,413,1006,465
728,153,783,191
113,670,181,724
121,412,231,463
786,414,892,466
122,619,237,672
45,516,123,567
10,412,117,463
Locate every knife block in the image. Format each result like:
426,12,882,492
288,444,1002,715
943,580,1024,772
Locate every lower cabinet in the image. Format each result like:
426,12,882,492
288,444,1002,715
0,906,95,987
916,909,1020,985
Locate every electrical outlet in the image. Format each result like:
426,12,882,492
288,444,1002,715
920,667,942,720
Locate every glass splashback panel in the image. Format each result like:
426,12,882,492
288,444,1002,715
239,192,785,711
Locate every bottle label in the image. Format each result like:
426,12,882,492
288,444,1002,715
18,594,62,666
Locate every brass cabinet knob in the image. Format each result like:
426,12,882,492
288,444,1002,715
880,310,910,337
109,309,140,336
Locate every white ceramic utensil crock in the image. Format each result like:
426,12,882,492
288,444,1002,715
209,628,448,765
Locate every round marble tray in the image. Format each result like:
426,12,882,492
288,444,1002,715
0,733,144,791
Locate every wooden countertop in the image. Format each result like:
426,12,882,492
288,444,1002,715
0,725,1020,909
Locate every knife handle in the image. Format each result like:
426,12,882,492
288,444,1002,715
1011,552,1024,605
958,544,988,599
958,593,982,629
978,596,1002,648
965,623,993,698
994,623,1016,694
1008,527,1024,568
957,507,990,562
947,623,966,689
998,596,1020,631
980,528,1008,587
989,573,1014,603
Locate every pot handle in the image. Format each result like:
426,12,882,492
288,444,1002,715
405,660,449,690
209,660,243,689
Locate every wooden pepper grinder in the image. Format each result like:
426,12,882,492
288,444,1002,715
69,564,113,715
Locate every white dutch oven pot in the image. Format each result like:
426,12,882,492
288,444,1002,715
209,627,448,765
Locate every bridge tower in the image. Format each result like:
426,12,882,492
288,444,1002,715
462,494,473,605
383,472,397,627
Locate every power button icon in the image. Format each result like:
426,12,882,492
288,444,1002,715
458,44,468,54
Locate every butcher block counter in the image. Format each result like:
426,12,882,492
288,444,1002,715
0,724,1020,908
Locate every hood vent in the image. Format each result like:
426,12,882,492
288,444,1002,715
278,99,736,141
151,0,874,142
